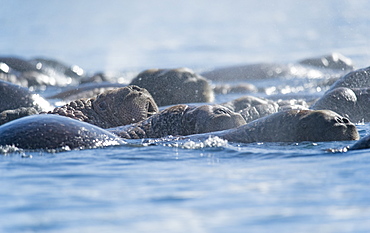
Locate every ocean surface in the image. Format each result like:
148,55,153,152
1,0,370,232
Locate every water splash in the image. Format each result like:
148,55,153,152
161,136,229,149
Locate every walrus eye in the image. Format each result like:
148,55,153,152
98,101,107,111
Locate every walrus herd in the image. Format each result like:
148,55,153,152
1,53,370,152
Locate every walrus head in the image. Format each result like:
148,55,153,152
294,110,359,142
92,85,159,127
130,68,214,106
182,105,246,135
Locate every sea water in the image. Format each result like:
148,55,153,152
1,0,370,232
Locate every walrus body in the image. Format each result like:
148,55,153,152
108,104,246,139
0,115,125,150
186,109,359,143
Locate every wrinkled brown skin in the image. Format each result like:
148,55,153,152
130,68,214,106
108,104,246,139
311,87,370,123
47,85,159,128
187,109,359,143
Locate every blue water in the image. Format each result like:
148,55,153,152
2,0,370,232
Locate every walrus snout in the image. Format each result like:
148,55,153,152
330,116,359,141
292,110,359,142
343,123,360,141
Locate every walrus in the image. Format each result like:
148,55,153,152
29,57,85,83
221,95,308,123
201,53,353,81
219,96,279,123
0,57,39,72
108,104,246,139
221,95,272,112
0,80,52,113
310,87,370,123
0,79,54,125
130,68,214,106
108,107,358,143
298,52,354,70
0,85,159,128
46,85,159,128
0,56,85,87
0,114,125,150
328,133,370,152
348,134,370,151
1,63,29,87
327,66,370,91
181,109,359,143
221,95,308,113
238,101,308,123
0,57,64,88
